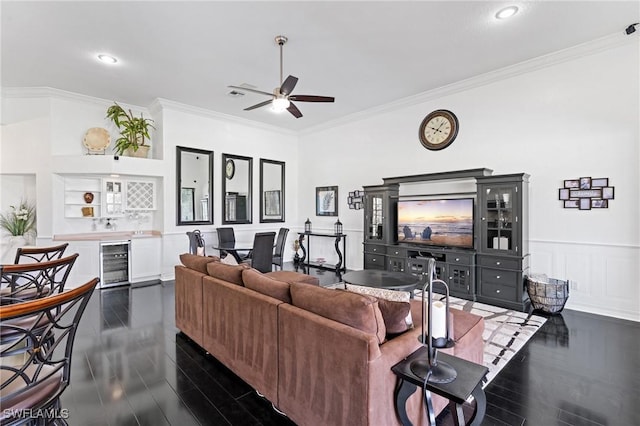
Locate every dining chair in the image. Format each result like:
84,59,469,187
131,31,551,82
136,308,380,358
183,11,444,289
0,277,99,425
14,243,69,264
272,227,289,270
0,254,79,305
216,227,236,258
186,230,205,255
245,232,276,273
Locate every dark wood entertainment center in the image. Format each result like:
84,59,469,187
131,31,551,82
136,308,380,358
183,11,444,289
362,168,530,311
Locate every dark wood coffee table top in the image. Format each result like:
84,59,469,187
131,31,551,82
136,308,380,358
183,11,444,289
342,269,419,292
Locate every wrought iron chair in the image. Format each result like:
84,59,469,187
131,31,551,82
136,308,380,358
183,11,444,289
13,243,69,265
186,230,205,256
244,232,276,273
0,254,79,305
0,277,99,426
272,227,289,270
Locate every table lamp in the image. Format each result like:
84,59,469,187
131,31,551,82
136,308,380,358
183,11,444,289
410,257,457,384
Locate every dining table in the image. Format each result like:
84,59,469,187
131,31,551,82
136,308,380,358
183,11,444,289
211,242,253,263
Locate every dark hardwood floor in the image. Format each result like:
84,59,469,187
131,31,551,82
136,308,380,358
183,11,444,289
62,263,639,425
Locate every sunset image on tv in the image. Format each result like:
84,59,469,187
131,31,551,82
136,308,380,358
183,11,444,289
397,198,474,249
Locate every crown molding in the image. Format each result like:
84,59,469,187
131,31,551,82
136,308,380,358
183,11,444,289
151,98,298,136
300,32,637,136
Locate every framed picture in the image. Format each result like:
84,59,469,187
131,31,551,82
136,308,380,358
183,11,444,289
564,180,579,188
602,187,615,200
263,190,281,216
591,178,608,187
316,186,338,216
564,200,579,208
558,188,570,200
569,189,602,198
579,177,591,189
579,198,591,210
591,199,608,208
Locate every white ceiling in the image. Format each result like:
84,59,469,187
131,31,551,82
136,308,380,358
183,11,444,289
2,1,638,131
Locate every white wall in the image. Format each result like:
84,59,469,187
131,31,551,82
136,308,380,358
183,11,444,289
298,39,639,321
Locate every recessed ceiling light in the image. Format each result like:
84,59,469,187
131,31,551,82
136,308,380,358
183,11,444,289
97,54,118,64
495,6,519,20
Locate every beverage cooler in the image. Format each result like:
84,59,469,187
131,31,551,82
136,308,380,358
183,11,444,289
99,240,131,288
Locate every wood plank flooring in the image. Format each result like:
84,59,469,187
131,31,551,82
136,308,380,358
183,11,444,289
61,264,639,425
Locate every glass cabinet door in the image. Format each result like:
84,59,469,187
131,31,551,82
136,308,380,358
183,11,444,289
366,193,384,241
481,185,517,254
103,179,124,217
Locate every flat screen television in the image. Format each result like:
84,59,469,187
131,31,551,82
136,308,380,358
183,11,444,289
396,198,474,249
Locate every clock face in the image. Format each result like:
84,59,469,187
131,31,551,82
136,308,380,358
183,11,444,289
225,159,235,179
419,110,459,150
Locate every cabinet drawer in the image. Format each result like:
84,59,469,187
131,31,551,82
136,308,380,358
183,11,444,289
478,256,521,270
364,244,386,255
387,246,407,257
480,268,518,286
447,253,473,265
480,280,516,301
364,253,386,269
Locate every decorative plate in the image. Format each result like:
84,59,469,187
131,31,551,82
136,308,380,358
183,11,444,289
83,127,110,151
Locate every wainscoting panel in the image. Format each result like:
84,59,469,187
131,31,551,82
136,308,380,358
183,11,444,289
530,240,639,321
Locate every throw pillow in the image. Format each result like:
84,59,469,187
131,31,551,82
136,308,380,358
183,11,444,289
345,284,413,334
242,268,291,303
206,261,249,286
221,254,239,265
290,283,386,344
179,253,220,274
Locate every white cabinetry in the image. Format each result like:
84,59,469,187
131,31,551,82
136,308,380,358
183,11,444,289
64,178,101,218
64,240,100,288
103,178,125,217
130,237,161,283
125,180,156,210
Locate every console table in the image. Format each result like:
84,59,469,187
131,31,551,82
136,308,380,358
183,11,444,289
391,347,488,426
297,232,346,272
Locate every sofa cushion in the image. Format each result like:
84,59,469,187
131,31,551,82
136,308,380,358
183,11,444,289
345,284,413,334
289,283,386,344
265,270,320,286
242,268,291,303
180,253,220,274
206,261,249,286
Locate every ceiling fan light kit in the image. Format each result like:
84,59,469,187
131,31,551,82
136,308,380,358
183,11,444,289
228,35,334,118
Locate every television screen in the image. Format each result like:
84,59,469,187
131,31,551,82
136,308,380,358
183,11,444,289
397,198,474,249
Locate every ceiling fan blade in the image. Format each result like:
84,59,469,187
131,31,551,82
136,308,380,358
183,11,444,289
279,75,298,96
289,95,335,103
244,99,273,111
287,102,303,118
228,85,273,97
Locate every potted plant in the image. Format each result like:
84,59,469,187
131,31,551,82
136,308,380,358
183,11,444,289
0,200,36,261
106,102,155,158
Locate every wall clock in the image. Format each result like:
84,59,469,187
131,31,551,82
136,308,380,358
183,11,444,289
419,109,459,151
225,159,235,179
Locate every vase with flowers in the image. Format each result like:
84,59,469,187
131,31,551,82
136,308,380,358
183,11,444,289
0,200,36,263
293,239,301,264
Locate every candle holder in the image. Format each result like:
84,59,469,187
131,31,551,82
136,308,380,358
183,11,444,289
410,257,457,384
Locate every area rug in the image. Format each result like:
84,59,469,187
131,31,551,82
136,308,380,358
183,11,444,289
414,290,547,386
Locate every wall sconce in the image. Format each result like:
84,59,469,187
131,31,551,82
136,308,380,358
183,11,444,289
347,190,364,210
304,218,312,233
410,258,457,384
334,218,343,235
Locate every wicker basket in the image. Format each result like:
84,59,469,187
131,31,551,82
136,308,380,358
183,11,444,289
526,274,569,314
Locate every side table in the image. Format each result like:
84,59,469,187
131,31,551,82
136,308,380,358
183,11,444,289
391,347,488,426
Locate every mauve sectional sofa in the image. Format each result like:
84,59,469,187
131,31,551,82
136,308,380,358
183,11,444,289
175,254,484,426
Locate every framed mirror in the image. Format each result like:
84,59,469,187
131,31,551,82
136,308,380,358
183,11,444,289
176,146,213,226
260,159,285,223
222,153,252,224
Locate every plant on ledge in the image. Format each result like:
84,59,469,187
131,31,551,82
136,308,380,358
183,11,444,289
106,102,155,157
0,200,36,238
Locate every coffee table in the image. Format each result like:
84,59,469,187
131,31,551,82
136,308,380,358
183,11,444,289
342,270,420,293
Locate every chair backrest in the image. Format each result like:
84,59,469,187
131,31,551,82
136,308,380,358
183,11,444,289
14,243,69,264
0,278,98,423
250,232,276,273
272,228,290,265
0,254,79,304
216,227,236,246
186,230,205,255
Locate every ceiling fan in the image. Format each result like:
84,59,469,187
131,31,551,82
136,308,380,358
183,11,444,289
228,35,334,118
